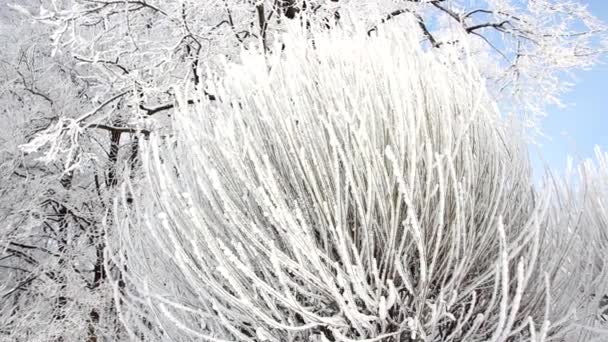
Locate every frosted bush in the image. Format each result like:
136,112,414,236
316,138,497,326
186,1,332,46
112,21,608,341
537,148,608,341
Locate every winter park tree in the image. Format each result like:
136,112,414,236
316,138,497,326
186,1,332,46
0,0,607,341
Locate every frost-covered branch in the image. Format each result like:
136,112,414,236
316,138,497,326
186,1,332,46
110,22,608,341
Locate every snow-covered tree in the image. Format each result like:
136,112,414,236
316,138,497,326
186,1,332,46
0,2,138,340
8,0,607,141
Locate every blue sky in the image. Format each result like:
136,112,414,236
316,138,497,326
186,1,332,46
531,0,608,179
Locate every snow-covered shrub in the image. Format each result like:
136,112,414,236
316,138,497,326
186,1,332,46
538,149,608,341
112,22,608,341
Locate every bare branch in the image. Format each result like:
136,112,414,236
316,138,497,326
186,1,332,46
86,124,150,135
76,91,130,123
466,20,510,33
74,55,130,75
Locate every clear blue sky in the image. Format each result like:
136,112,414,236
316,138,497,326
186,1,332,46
531,0,608,179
